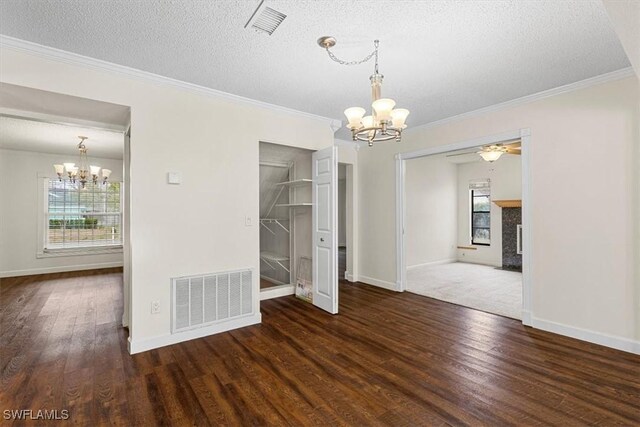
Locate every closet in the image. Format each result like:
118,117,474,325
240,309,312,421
259,142,313,300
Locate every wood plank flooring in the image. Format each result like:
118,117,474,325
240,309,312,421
1,269,639,426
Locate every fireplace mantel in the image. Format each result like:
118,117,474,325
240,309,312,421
493,199,522,208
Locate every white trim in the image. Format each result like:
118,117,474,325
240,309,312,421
395,156,406,290
260,284,295,300
397,129,524,161
358,275,399,291
345,272,356,282
128,312,262,354
395,129,532,319
407,258,457,270
530,316,640,355
405,68,635,134
0,108,127,133
0,35,339,127
0,261,123,278
520,132,533,326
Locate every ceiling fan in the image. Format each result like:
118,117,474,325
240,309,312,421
446,141,521,162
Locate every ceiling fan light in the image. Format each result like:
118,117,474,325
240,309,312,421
391,108,410,128
479,151,504,162
344,107,366,129
371,98,396,121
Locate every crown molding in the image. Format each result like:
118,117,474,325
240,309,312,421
0,35,340,127
406,66,636,134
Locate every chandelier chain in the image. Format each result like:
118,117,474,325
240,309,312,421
325,39,379,68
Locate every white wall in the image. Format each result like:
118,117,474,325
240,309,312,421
405,155,457,268
0,148,124,276
357,76,639,348
456,155,522,266
0,45,335,352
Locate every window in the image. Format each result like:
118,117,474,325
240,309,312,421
470,180,490,245
45,179,122,251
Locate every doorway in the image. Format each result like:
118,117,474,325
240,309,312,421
396,129,533,324
337,163,347,281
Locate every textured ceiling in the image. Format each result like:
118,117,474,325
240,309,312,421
0,1,630,128
0,117,124,159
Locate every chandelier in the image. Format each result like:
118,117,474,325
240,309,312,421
53,136,111,188
318,36,410,146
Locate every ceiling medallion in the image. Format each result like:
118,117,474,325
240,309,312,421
318,37,410,146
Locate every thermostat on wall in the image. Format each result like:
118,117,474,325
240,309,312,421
167,172,182,185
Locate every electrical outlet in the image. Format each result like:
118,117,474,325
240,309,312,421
151,300,160,314
245,216,252,226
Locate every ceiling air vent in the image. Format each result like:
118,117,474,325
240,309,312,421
245,0,286,35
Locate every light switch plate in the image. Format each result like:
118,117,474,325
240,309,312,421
167,172,182,185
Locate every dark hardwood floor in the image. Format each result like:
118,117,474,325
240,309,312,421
1,269,639,426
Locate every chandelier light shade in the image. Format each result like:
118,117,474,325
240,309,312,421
318,37,410,146
54,136,111,187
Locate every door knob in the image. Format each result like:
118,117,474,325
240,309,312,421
320,237,325,242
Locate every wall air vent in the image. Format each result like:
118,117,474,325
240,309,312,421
171,268,253,333
245,0,286,35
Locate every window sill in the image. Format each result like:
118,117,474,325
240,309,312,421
38,245,123,258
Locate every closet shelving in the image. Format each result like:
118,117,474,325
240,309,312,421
275,178,312,208
275,179,312,187
259,218,290,234
259,145,313,290
260,251,290,273
275,203,312,208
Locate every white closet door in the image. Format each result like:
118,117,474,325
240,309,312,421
312,146,338,314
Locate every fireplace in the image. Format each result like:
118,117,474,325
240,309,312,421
494,200,523,272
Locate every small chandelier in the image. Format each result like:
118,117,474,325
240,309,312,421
53,136,111,188
318,37,410,146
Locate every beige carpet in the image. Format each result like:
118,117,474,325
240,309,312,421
406,262,522,319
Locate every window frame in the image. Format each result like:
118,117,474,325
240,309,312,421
470,189,491,246
37,177,124,258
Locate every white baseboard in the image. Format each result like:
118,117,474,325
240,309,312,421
260,284,295,300
407,258,457,270
358,275,399,291
521,310,532,326
0,261,124,278
345,271,356,282
128,312,262,354
530,316,640,355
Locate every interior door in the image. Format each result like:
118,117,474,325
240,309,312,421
312,145,338,314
